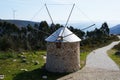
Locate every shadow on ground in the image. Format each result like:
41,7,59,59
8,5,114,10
13,66,68,80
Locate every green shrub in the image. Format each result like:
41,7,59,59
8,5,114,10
113,42,120,50
0,52,17,59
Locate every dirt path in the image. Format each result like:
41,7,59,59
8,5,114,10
58,40,120,80
85,41,120,71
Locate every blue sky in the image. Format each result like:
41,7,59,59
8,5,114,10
0,0,120,25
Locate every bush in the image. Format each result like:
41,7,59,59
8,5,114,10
113,42,120,50
0,52,17,59
115,51,120,56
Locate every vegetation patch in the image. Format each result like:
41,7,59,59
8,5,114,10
108,49,120,68
107,42,120,68
0,51,69,80
80,51,90,68
0,50,90,80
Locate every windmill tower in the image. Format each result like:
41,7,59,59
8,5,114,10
45,27,81,73
44,4,81,73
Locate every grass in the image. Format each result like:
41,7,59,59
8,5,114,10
0,51,68,80
107,49,120,68
0,50,89,80
80,51,90,68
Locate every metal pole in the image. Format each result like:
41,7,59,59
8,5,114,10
61,4,75,37
64,4,75,27
45,4,54,24
81,24,95,31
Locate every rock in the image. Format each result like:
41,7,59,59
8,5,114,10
42,75,47,79
20,69,28,71
20,55,26,58
13,59,17,62
0,75,4,79
24,69,28,71
43,56,46,59
22,58,27,63
21,52,25,55
34,60,39,65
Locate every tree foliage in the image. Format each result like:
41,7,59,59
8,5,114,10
0,21,118,51
81,22,119,51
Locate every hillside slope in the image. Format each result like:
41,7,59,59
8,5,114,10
0,19,39,27
110,24,120,34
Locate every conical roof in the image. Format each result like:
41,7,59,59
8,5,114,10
45,27,81,42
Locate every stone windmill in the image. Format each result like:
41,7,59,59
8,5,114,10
44,4,81,73
43,3,95,73
45,27,81,73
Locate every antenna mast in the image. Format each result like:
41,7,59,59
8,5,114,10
13,10,16,19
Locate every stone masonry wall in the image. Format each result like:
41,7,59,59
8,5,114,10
46,42,80,73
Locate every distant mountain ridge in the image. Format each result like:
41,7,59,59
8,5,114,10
0,19,102,31
0,19,99,28
0,19,39,27
1,19,120,33
110,24,120,34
